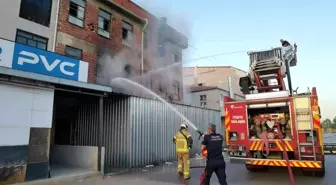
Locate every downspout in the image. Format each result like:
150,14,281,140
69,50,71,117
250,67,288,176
141,19,148,75
52,0,61,52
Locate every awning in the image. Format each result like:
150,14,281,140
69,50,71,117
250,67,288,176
0,66,112,93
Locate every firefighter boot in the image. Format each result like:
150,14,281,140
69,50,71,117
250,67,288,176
182,153,191,180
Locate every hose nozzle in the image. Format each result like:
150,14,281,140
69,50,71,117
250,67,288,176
196,130,204,140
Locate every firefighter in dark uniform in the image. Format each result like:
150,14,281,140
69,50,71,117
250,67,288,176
201,124,228,185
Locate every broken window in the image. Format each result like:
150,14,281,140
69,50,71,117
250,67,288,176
174,53,180,63
144,31,148,49
98,9,111,38
124,64,132,77
68,0,86,27
172,80,180,100
122,21,133,45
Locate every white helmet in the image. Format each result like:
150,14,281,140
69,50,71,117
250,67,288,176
181,122,188,129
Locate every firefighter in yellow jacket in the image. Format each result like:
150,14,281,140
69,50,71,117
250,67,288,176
173,121,193,180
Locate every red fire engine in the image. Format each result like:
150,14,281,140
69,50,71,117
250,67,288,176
224,44,325,177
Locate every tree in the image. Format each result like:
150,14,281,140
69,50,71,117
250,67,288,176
321,119,332,129
332,117,336,129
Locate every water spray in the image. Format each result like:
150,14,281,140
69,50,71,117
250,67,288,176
111,77,204,139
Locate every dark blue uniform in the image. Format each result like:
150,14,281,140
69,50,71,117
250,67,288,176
201,133,227,185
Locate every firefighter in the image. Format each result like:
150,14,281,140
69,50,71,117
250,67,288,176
173,121,193,180
280,39,291,47
201,124,228,185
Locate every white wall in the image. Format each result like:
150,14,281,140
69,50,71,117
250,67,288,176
0,0,59,51
0,83,54,146
189,89,230,116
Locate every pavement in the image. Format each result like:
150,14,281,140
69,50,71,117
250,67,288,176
16,134,336,185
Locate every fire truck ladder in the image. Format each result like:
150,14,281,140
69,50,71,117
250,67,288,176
249,47,286,92
248,44,297,94
294,98,316,161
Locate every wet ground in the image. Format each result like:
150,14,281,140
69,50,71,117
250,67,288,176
48,156,336,185
27,134,336,185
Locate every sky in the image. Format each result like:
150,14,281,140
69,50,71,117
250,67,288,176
132,0,336,120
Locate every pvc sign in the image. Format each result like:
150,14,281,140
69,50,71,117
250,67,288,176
0,38,88,82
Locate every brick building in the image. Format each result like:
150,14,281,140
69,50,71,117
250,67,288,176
55,0,188,102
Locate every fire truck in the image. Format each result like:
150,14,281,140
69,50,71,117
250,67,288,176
223,43,326,177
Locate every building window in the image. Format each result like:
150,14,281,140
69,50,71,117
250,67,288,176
15,29,48,50
19,0,52,27
200,95,207,108
219,93,224,107
174,53,180,63
124,64,132,77
98,9,111,38
172,80,180,100
65,46,82,60
122,21,133,45
68,0,86,27
144,31,148,49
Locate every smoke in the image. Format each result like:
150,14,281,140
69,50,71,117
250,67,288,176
95,1,192,102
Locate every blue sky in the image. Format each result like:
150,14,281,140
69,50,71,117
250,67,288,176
132,0,335,119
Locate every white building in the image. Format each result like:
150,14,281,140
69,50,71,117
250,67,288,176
0,0,59,51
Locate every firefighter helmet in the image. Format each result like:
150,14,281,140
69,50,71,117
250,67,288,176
181,121,188,129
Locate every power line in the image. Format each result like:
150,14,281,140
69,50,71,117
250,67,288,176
185,50,248,63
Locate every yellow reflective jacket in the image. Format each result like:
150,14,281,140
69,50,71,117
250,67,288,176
173,129,193,153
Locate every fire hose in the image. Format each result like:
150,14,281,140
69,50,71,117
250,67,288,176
260,132,270,156
276,124,295,185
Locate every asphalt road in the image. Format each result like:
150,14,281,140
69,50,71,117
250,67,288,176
56,156,336,185
29,134,336,185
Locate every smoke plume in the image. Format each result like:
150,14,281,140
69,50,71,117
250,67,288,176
96,1,192,102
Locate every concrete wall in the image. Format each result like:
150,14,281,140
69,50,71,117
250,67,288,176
0,82,54,184
50,145,98,171
190,89,229,116
183,66,247,97
0,0,59,51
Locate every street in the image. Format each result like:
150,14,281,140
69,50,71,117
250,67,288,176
31,134,336,185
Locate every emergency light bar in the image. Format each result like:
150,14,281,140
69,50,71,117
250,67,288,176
248,102,288,109
245,91,289,100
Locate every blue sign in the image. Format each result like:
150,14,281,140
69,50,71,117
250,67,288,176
0,38,88,82
13,44,80,81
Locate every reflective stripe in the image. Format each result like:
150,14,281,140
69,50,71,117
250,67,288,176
187,160,190,165
177,148,189,153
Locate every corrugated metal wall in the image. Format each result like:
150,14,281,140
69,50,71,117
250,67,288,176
129,97,221,168
73,95,221,172
73,99,99,146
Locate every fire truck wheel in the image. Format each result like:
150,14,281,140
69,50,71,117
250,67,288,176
245,164,257,172
314,162,325,178
302,170,313,176
245,165,268,172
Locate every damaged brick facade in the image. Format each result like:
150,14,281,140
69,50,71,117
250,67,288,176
56,0,188,102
